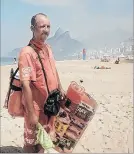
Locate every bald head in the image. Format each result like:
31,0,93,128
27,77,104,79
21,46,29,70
31,13,50,42
31,13,48,27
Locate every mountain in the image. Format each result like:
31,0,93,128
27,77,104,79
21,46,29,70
54,27,65,38
47,28,84,60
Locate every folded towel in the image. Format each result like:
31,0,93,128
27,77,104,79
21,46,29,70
35,123,55,151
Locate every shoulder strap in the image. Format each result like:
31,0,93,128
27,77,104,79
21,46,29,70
7,67,20,107
10,67,22,91
10,67,19,86
28,43,50,95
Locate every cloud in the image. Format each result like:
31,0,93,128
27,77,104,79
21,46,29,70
21,0,77,6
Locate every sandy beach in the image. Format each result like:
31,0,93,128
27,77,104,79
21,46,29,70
0,60,133,153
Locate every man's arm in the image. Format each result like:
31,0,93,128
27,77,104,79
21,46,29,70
22,80,38,125
55,69,66,99
22,80,34,113
22,81,38,126
56,69,62,90
19,46,38,125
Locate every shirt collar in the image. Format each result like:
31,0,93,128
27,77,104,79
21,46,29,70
29,39,47,50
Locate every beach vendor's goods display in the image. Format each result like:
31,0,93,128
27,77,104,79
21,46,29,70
53,81,98,153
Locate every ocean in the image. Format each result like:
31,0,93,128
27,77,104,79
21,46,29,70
0,56,77,66
0,57,16,66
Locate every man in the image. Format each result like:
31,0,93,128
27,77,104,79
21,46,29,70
18,13,64,153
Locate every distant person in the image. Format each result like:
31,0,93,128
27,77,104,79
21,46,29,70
13,58,17,64
115,57,120,64
78,53,80,60
82,49,86,60
18,13,65,153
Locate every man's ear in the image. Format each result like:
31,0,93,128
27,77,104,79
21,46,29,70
30,25,34,32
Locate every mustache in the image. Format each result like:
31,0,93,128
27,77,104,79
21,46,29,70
42,32,49,36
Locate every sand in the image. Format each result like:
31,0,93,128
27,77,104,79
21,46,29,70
0,60,133,153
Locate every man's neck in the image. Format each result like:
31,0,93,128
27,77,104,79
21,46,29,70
32,37,45,45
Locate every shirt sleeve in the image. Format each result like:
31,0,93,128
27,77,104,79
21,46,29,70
18,51,36,81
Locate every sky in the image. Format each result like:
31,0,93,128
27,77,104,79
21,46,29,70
1,0,133,56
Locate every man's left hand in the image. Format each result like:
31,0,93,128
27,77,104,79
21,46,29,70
60,88,66,100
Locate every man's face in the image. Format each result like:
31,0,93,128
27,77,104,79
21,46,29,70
32,15,50,42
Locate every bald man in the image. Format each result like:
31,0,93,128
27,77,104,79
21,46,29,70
18,13,64,153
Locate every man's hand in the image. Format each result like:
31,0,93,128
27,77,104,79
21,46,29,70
60,88,66,100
